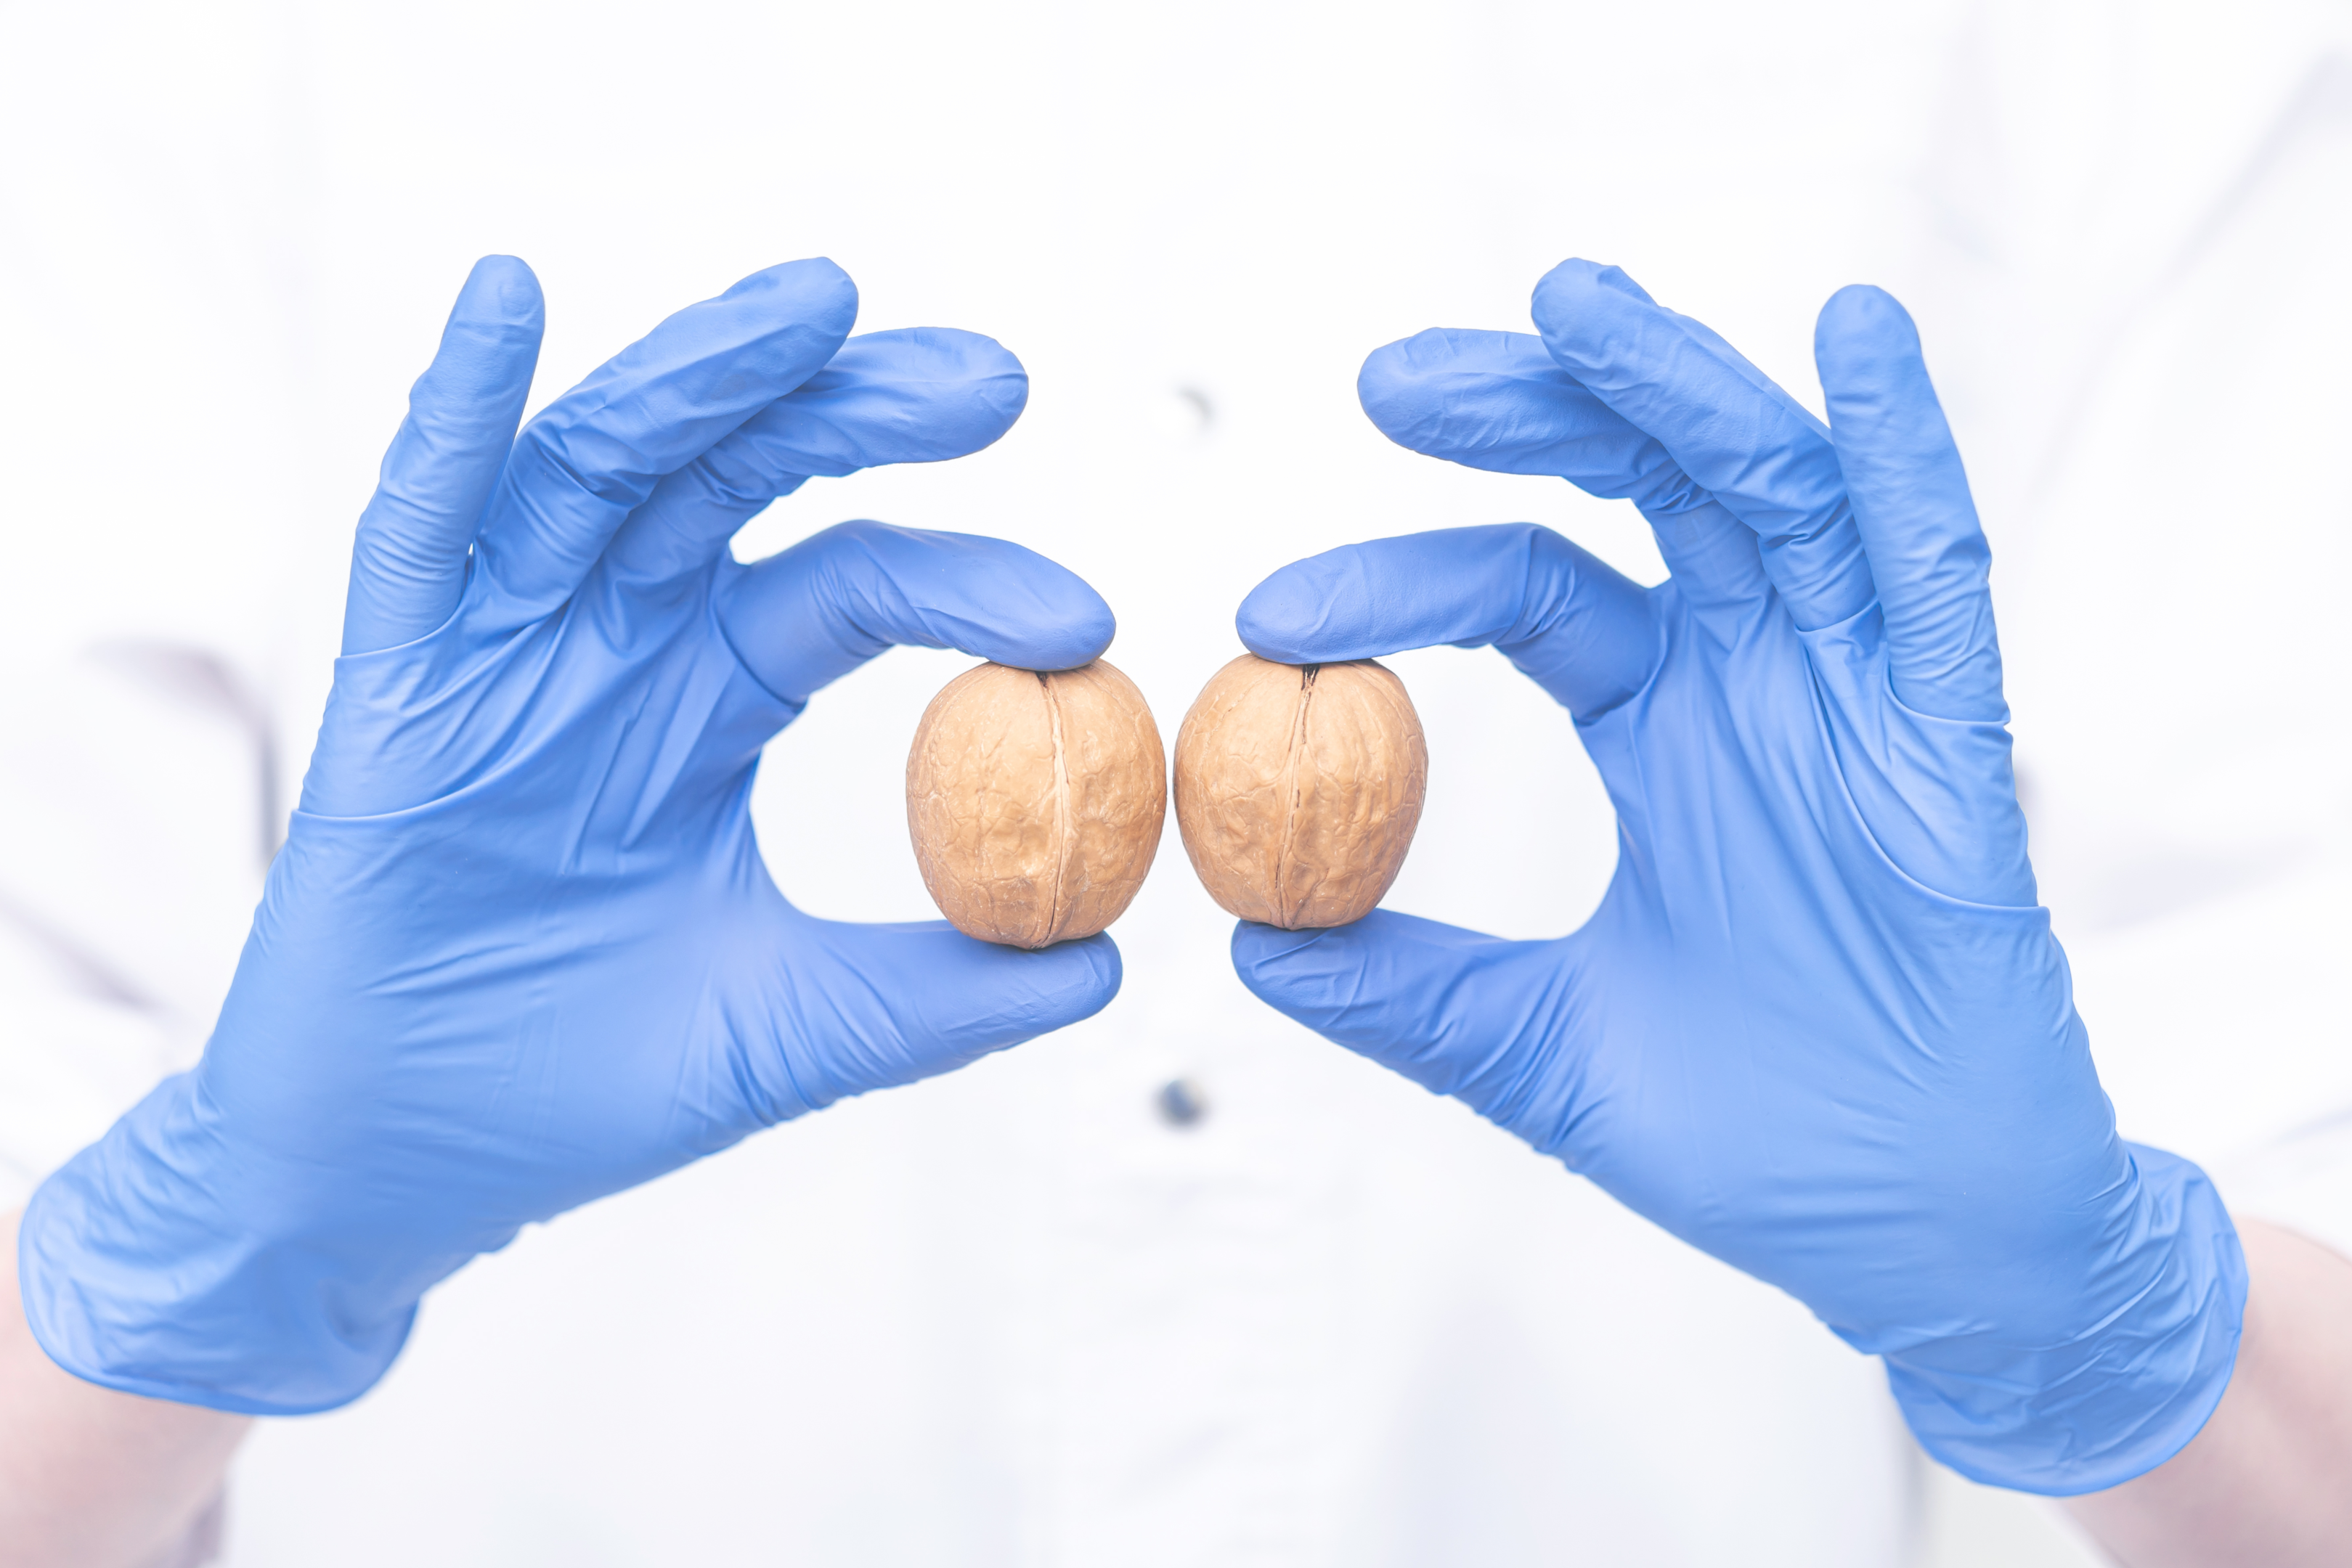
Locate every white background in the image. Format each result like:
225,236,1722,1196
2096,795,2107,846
2,2,2348,1564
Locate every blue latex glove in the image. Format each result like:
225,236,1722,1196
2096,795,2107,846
20,257,1120,1415
1231,260,2244,1493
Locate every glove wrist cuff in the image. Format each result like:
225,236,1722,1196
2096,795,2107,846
18,1074,428,1416
1886,1143,2247,1495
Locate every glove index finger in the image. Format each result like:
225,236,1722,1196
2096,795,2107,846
1234,524,1656,719
715,520,1115,706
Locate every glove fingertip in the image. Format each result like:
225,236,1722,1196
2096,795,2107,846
1235,526,1549,666
454,254,545,332
1355,330,1441,444
732,255,860,332
427,257,544,393
986,928,1122,1034
915,324,1028,389
1229,918,1339,1000
982,568,1115,672
1066,929,1123,1012
972,537,1117,671
1815,283,1917,349
1812,285,1930,415
1530,257,1653,336
1232,564,1335,664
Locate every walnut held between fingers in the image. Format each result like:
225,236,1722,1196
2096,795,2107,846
906,659,1167,948
1173,654,1428,930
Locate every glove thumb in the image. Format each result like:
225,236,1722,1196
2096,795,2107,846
1230,910,1581,1146
740,915,1121,1119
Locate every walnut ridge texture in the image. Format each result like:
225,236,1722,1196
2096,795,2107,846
1173,654,1428,929
906,660,1166,947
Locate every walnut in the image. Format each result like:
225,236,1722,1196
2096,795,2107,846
1173,654,1427,929
906,660,1165,947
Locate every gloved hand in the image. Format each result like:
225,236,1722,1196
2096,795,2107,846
1230,260,2244,1493
19,257,1121,1415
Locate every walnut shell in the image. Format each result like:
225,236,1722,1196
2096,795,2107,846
906,659,1167,948
1173,654,1428,929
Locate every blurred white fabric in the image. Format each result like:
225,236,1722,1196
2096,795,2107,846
0,1,2345,1564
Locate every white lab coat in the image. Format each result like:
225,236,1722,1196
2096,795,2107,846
0,3,2345,1564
